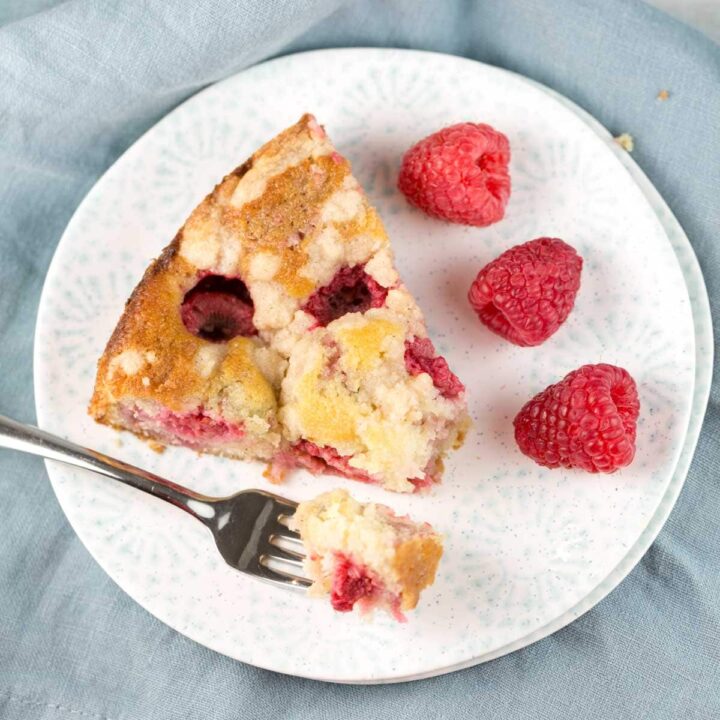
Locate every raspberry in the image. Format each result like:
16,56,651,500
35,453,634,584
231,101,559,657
330,555,379,612
303,264,388,326
404,336,464,399
468,237,582,346
290,440,437,492
291,440,375,484
513,364,640,473
397,122,511,226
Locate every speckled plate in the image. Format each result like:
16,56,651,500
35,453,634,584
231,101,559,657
34,49,712,683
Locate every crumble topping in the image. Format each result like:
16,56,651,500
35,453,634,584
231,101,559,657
110,349,145,376
248,251,281,281
320,177,365,224
364,248,399,287
194,344,227,379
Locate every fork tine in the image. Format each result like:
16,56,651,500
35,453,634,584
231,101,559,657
269,535,306,559
273,523,302,542
254,564,312,589
270,568,312,588
274,514,301,538
265,547,306,567
259,555,312,586
278,527,301,541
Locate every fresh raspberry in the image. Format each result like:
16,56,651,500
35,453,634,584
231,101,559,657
468,237,582,346
397,122,511,226
513,364,640,473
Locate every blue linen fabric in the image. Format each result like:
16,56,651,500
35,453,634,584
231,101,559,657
1,0,718,717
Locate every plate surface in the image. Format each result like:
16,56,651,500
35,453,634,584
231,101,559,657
34,48,710,683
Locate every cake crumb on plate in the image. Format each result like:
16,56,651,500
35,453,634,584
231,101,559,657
614,133,634,152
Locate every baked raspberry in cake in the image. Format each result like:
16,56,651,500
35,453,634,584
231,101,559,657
90,114,468,485
289,489,443,619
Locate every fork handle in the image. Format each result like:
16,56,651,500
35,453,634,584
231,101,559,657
0,414,216,523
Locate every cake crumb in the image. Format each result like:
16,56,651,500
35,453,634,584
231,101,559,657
263,463,286,484
148,440,166,454
614,133,634,152
141,376,151,387
657,89,670,101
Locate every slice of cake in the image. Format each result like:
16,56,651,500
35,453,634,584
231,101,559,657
90,114,468,489
289,489,443,620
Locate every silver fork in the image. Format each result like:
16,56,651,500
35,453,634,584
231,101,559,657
0,414,310,589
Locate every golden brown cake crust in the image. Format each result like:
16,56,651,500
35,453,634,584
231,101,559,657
394,535,444,610
89,231,189,421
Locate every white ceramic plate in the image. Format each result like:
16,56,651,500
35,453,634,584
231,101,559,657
34,49,712,683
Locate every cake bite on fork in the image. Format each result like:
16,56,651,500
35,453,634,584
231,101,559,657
291,489,443,620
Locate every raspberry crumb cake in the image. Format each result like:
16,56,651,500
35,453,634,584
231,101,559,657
90,114,468,491
290,489,443,619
